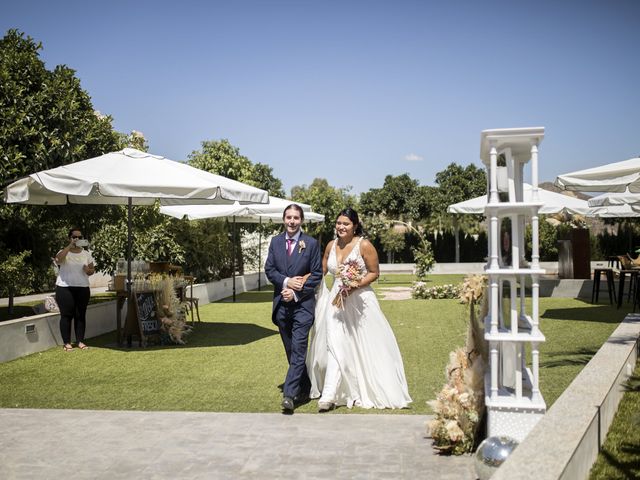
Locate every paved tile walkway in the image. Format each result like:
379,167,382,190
0,409,475,479
378,287,413,300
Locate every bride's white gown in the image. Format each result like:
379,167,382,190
306,237,412,409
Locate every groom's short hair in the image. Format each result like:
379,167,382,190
283,204,305,221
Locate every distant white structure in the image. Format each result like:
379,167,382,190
480,127,546,442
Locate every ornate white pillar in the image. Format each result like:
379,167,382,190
489,145,499,203
531,142,539,200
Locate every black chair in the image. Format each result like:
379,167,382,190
617,269,640,308
592,268,616,305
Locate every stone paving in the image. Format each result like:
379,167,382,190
378,287,413,301
0,409,475,479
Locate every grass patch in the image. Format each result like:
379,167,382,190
537,298,624,406
589,362,640,479
375,273,466,289
0,290,624,414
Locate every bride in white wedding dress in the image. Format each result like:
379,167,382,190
306,208,412,411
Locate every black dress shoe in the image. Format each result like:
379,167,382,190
281,396,294,411
293,393,310,405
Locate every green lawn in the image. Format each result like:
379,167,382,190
0,275,626,415
589,364,640,479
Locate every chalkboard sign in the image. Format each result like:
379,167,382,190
134,291,160,336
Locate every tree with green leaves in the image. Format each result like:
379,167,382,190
420,163,487,262
359,174,432,222
379,228,405,263
188,139,284,197
291,178,356,248
186,138,285,277
0,250,36,314
0,30,120,188
0,29,123,291
428,163,487,230
90,207,186,276
432,163,486,211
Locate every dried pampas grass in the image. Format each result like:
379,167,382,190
427,274,487,455
155,276,192,345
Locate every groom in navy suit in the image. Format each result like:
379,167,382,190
265,204,323,412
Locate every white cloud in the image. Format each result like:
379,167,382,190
404,153,424,162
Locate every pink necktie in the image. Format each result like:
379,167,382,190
286,238,294,256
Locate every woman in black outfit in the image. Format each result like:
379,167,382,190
54,228,95,351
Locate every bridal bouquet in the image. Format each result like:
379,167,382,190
332,259,365,309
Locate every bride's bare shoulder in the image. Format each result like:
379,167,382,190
359,237,374,249
359,237,378,255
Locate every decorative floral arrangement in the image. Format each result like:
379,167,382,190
298,239,306,253
154,275,192,345
427,274,487,455
427,348,485,454
412,282,461,299
459,274,487,305
332,258,365,309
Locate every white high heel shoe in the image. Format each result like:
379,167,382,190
318,400,335,412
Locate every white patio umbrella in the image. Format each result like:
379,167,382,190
160,197,325,300
447,184,589,262
3,148,269,291
447,183,590,215
585,204,640,217
160,196,324,222
587,189,640,208
555,157,640,193
4,148,268,205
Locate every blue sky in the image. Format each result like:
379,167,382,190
2,0,639,195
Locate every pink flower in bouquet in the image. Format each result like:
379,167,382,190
332,259,365,309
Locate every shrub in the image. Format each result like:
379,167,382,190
413,242,435,281
412,282,461,299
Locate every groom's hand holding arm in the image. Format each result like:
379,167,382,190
281,288,295,302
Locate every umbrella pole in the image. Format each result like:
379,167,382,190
453,217,460,263
258,217,262,291
233,216,236,302
127,198,132,294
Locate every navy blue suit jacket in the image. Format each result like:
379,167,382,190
264,232,323,323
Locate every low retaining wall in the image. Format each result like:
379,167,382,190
0,300,117,363
492,313,640,480
382,261,561,275
191,272,268,306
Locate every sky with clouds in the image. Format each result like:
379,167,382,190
2,0,639,195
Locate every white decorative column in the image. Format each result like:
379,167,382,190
480,127,547,443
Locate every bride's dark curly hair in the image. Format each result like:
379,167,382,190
336,207,364,236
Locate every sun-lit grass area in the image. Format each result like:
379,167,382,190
375,273,466,289
589,363,640,479
536,298,626,405
0,281,625,415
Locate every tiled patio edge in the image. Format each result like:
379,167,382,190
492,313,640,480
